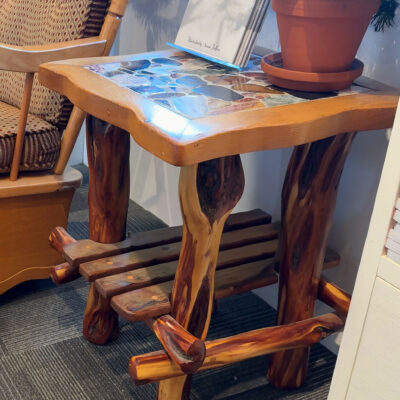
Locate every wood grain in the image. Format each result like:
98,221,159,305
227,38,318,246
38,49,398,167
129,312,345,384
99,257,278,302
0,37,106,73
0,167,81,198
267,132,356,389
51,262,80,285
111,260,277,322
146,315,205,374
319,279,351,316
86,116,130,243
0,188,75,295
63,209,271,267
49,227,76,254
95,234,339,299
173,157,244,336
49,211,273,285
48,227,78,284
112,280,173,322
83,116,131,344
80,226,278,282
110,259,341,324
83,282,119,345
158,156,245,399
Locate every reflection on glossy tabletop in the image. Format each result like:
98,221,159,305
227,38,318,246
84,53,364,119
39,49,399,166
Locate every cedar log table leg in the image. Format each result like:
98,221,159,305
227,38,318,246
157,156,245,400
267,132,356,388
83,116,130,344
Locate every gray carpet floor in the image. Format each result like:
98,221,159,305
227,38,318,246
0,165,336,399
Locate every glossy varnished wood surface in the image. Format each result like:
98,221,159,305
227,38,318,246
267,133,356,389
49,209,271,285
38,50,399,166
157,156,245,399
83,117,131,345
0,187,76,294
145,315,206,374
0,37,106,73
86,117,130,243
129,312,345,384
0,167,82,198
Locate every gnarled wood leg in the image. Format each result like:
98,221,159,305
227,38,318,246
83,116,130,344
157,156,245,400
267,132,356,388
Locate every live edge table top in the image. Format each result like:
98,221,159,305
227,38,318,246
39,49,399,166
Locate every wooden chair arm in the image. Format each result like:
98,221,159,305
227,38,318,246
0,37,106,73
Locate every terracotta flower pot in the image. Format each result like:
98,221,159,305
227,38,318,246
272,0,380,73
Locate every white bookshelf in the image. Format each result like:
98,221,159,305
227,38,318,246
328,98,400,400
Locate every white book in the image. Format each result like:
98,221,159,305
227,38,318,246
393,222,400,232
387,249,400,264
236,0,269,66
172,0,268,68
385,237,400,254
388,228,400,243
393,209,400,223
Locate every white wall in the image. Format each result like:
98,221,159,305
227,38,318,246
117,1,399,353
121,1,284,225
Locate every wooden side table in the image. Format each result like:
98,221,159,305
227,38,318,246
38,50,398,399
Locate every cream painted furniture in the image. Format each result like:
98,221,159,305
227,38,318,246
0,0,128,295
329,98,400,400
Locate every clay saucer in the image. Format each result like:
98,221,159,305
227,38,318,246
261,52,364,92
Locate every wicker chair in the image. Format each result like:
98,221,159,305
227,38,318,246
0,0,128,294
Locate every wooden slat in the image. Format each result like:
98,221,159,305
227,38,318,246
111,260,278,322
110,252,339,323
94,241,339,300
64,209,271,267
214,260,278,299
96,261,182,299
96,247,277,300
112,280,173,322
223,209,271,230
69,226,181,267
80,224,279,282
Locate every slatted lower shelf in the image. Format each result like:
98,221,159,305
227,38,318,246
111,260,279,322
74,209,340,324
